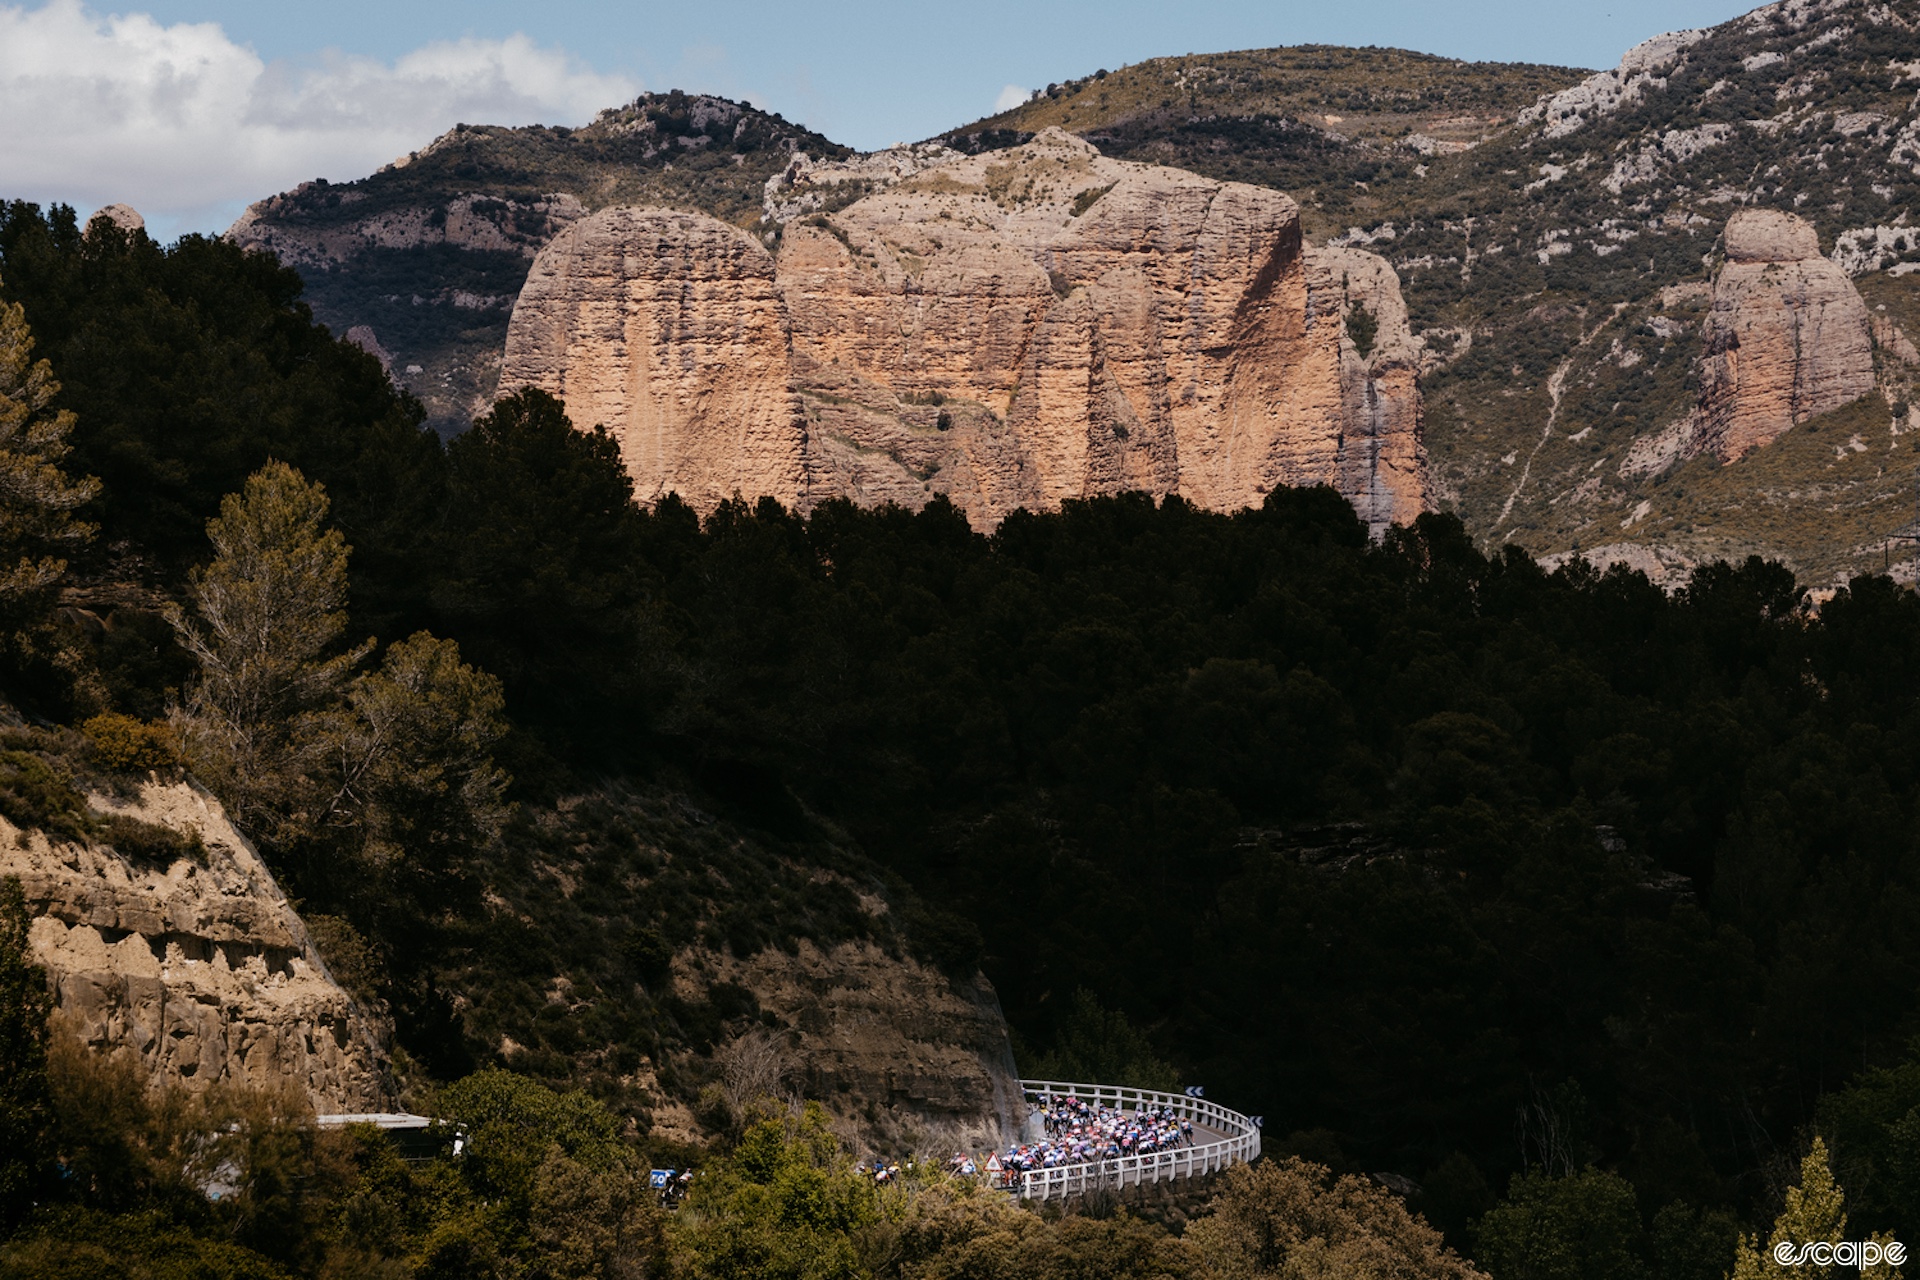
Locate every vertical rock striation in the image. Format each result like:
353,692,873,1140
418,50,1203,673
501,130,1428,532
502,208,807,508
1694,208,1876,461
1311,246,1429,533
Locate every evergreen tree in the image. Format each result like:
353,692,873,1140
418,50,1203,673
1730,1139,1902,1280
1026,987,1179,1091
170,461,371,849
323,630,509,873
172,463,508,934
0,875,51,1229
1474,1167,1647,1280
0,276,97,610
429,387,653,758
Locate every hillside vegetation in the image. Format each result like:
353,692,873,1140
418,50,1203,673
8,9,1920,1277
946,1,1920,586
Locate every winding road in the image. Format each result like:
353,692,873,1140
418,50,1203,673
1010,1078,1262,1201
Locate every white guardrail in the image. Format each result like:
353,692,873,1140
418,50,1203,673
1011,1079,1261,1201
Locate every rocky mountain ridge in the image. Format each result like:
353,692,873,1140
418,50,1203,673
215,0,1920,581
1314,0,1920,585
965,0,1920,585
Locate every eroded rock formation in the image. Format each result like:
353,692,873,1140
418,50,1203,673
6,780,390,1113
1694,208,1876,461
501,129,1428,531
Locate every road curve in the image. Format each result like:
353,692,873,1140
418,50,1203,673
1010,1078,1261,1201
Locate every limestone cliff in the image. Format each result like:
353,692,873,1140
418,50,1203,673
1693,209,1876,462
501,129,1428,532
5,780,391,1113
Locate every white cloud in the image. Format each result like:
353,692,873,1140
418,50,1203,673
993,83,1028,114
0,0,640,236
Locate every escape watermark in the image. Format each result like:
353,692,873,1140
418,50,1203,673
1773,1240,1907,1268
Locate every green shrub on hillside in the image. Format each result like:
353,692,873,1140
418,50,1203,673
80,713,178,775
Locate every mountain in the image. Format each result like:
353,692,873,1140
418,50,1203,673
935,43,1589,239
17,94,1920,1267
231,7,1920,586
227,92,848,435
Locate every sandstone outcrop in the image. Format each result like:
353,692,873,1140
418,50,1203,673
89,204,145,234
501,129,1428,532
1693,209,1875,461
6,780,391,1112
503,208,807,508
1311,246,1427,532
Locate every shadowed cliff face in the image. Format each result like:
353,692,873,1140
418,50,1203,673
5,780,391,1113
500,130,1428,533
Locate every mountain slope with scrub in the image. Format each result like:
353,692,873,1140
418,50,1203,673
964,0,1920,586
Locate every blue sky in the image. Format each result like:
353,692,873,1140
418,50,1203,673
127,0,1769,143
1,0,1768,238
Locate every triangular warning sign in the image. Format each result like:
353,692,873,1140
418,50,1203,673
985,1153,1002,1172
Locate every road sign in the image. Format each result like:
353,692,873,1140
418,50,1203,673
650,1169,674,1188
1184,1086,1205,1098
1250,1116,1264,1128
985,1153,1002,1172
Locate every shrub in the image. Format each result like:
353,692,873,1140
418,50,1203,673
0,751,93,844
81,713,179,775
1187,1157,1486,1280
303,914,385,1003
95,814,203,868
1347,303,1380,358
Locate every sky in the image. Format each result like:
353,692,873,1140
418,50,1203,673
0,0,1771,241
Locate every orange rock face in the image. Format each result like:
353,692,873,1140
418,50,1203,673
1695,209,1875,461
502,130,1428,531
502,208,807,508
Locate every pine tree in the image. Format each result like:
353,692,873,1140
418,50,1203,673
320,630,508,869
0,874,52,1228
1731,1138,1903,1280
173,464,507,908
170,461,372,847
0,278,98,609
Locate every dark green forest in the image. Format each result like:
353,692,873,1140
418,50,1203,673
2,201,1918,1278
